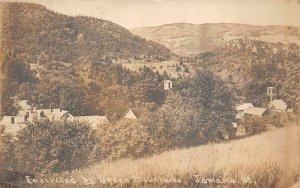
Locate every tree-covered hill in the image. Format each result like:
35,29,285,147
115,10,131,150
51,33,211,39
0,2,172,119
194,39,300,108
1,2,171,65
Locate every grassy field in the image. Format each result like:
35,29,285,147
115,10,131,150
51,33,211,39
30,123,300,188
119,59,194,78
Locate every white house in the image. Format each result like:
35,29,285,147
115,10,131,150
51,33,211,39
16,108,73,122
0,116,27,136
123,108,138,120
235,103,254,120
236,103,254,111
243,107,268,117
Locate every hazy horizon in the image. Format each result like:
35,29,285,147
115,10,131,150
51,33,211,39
4,0,300,29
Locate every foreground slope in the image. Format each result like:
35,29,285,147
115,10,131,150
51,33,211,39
65,124,300,187
131,23,300,56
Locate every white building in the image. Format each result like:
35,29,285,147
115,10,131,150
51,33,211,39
236,103,254,111
123,109,138,120
163,80,173,91
0,116,27,136
243,107,268,117
1,108,74,136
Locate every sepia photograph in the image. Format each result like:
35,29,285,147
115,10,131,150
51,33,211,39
0,0,299,187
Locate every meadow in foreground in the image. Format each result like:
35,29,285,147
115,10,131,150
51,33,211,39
28,123,299,188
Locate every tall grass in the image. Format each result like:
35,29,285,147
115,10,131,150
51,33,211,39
24,124,300,187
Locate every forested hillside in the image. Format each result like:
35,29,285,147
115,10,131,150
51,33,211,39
2,3,171,63
0,2,172,119
194,39,300,108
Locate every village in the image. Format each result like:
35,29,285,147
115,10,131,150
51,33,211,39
0,79,294,141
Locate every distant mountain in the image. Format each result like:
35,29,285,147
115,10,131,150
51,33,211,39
131,23,300,56
1,2,171,65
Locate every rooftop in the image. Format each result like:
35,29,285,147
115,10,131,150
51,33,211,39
243,107,267,116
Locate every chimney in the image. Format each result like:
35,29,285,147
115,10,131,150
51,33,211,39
11,117,15,124
24,115,28,122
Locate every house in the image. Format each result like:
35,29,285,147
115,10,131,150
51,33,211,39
235,103,254,120
73,115,109,129
17,110,36,120
269,99,287,112
243,107,268,117
36,109,59,119
35,108,73,121
234,106,269,136
0,116,27,136
123,108,138,120
236,103,254,111
16,108,73,122
51,109,74,121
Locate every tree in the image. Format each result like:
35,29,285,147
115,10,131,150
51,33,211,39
145,92,204,153
59,83,89,116
186,70,237,131
94,119,149,161
144,70,237,152
130,79,165,106
2,120,97,174
30,81,89,115
145,70,238,152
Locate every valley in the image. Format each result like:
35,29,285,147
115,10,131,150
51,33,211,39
0,2,299,188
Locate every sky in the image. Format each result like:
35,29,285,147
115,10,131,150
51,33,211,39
5,0,300,29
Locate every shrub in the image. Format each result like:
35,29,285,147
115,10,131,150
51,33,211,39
264,113,283,128
145,92,205,153
184,67,190,73
94,119,150,161
240,116,267,134
2,120,97,174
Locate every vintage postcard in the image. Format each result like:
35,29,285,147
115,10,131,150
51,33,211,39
0,0,299,187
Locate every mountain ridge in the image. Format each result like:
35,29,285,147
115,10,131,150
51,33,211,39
1,2,172,65
131,23,300,56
